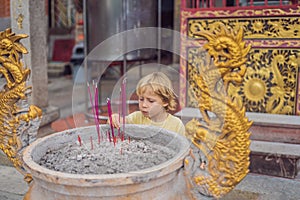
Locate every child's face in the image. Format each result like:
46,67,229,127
138,87,168,120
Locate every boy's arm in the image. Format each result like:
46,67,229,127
108,111,140,128
107,113,124,129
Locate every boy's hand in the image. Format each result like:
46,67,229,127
107,113,121,129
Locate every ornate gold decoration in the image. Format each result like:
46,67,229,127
0,28,42,182
181,6,300,21
188,17,300,39
185,15,300,114
180,6,300,109
188,48,299,114
229,49,298,114
17,14,24,29
184,26,252,198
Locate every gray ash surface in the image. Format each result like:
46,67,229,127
38,139,176,175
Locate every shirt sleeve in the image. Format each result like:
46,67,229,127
175,118,186,136
166,115,186,136
126,111,142,124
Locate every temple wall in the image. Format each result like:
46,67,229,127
180,5,300,116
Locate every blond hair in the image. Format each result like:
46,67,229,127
136,72,177,111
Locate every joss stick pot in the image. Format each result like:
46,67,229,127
23,124,190,200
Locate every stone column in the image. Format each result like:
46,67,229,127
10,0,48,107
10,0,59,136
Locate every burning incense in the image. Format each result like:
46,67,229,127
77,135,82,146
121,78,127,141
118,88,121,138
80,138,96,157
107,98,115,145
87,82,101,143
94,84,101,144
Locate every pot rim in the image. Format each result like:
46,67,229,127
23,125,190,186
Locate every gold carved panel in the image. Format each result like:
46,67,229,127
181,6,300,115
188,17,300,39
187,47,299,115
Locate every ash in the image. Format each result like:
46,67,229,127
38,139,176,174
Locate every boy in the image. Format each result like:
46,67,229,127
110,72,185,135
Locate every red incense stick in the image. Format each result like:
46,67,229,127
94,84,101,144
77,135,82,146
121,78,126,141
87,82,101,142
118,88,121,138
107,98,115,145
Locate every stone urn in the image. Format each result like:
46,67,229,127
22,124,191,200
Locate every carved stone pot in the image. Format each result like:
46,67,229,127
22,125,190,200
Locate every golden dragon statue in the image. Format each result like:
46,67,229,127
0,28,42,183
184,26,252,198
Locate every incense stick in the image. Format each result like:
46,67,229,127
107,98,115,145
121,78,127,141
87,82,101,143
94,84,101,144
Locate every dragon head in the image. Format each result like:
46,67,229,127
194,25,251,89
194,25,251,69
